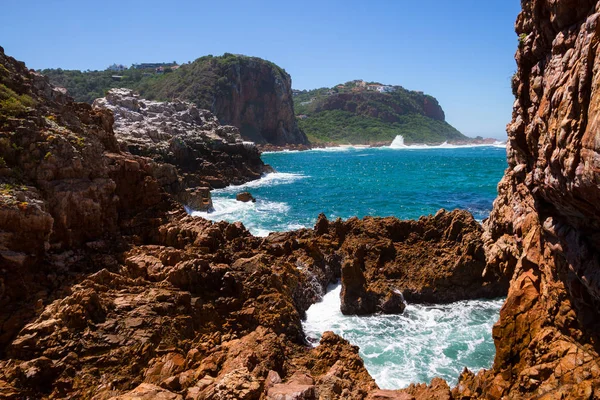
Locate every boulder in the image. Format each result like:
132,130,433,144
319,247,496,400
179,187,213,212
236,192,256,202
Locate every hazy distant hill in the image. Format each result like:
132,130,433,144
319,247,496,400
293,80,467,145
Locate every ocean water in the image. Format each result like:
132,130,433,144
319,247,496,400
193,141,507,236
192,138,508,389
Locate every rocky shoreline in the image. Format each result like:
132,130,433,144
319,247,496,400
2,0,600,398
257,137,501,153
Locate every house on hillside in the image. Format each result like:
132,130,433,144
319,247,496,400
379,86,395,93
133,62,178,70
367,84,383,91
336,84,345,90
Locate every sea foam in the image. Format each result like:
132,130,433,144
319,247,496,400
389,135,505,150
303,283,503,389
214,172,307,193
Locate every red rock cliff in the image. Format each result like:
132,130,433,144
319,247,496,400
456,1,600,398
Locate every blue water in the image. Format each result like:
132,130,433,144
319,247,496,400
194,145,506,236
192,142,507,389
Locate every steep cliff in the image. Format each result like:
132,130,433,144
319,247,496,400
136,54,308,146
454,1,600,398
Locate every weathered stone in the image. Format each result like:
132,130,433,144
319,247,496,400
236,192,255,203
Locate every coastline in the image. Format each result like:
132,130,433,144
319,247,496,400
257,136,503,153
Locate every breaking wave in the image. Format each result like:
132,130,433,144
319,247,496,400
303,283,503,389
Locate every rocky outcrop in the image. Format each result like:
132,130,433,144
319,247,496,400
335,210,508,315
451,1,600,398
0,71,506,398
93,88,272,194
212,56,308,146
9,0,600,392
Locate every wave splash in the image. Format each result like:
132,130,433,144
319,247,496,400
214,172,308,194
303,283,503,389
389,135,505,150
190,172,310,236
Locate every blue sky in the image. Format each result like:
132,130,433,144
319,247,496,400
2,0,520,139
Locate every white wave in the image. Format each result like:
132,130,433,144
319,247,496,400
286,222,308,231
191,198,290,233
261,149,301,155
213,172,308,194
389,135,506,150
307,144,371,153
303,283,504,389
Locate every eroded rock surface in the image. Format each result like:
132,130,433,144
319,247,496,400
5,0,600,394
335,210,508,315
93,88,272,194
452,1,600,398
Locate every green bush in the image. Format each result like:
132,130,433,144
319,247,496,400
0,84,35,116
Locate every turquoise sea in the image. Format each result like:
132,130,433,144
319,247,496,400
194,142,507,236
193,140,507,389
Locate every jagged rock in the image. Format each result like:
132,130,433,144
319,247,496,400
266,383,316,400
108,383,182,400
93,89,270,191
236,192,255,202
338,209,507,315
179,187,213,212
340,246,377,315
452,1,600,398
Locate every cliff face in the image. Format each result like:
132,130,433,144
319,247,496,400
315,92,446,122
456,1,600,398
213,57,307,145
137,55,309,146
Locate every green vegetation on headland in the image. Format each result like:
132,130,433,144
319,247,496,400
40,54,305,145
40,67,155,104
299,110,463,145
40,60,466,146
294,80,467,145
40,53,288,111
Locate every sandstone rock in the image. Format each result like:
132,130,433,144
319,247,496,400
108,383,182,400
366,390,414,400
338,210,508,315
454,1,600,398
94,89,270,193
266,382,316,400
179,187,213,212
236,192,255,203
264,370,283,391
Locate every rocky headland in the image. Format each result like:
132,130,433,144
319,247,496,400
42,54,309,147
92,88,271,210
293,81,466,146
2,0,600,397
